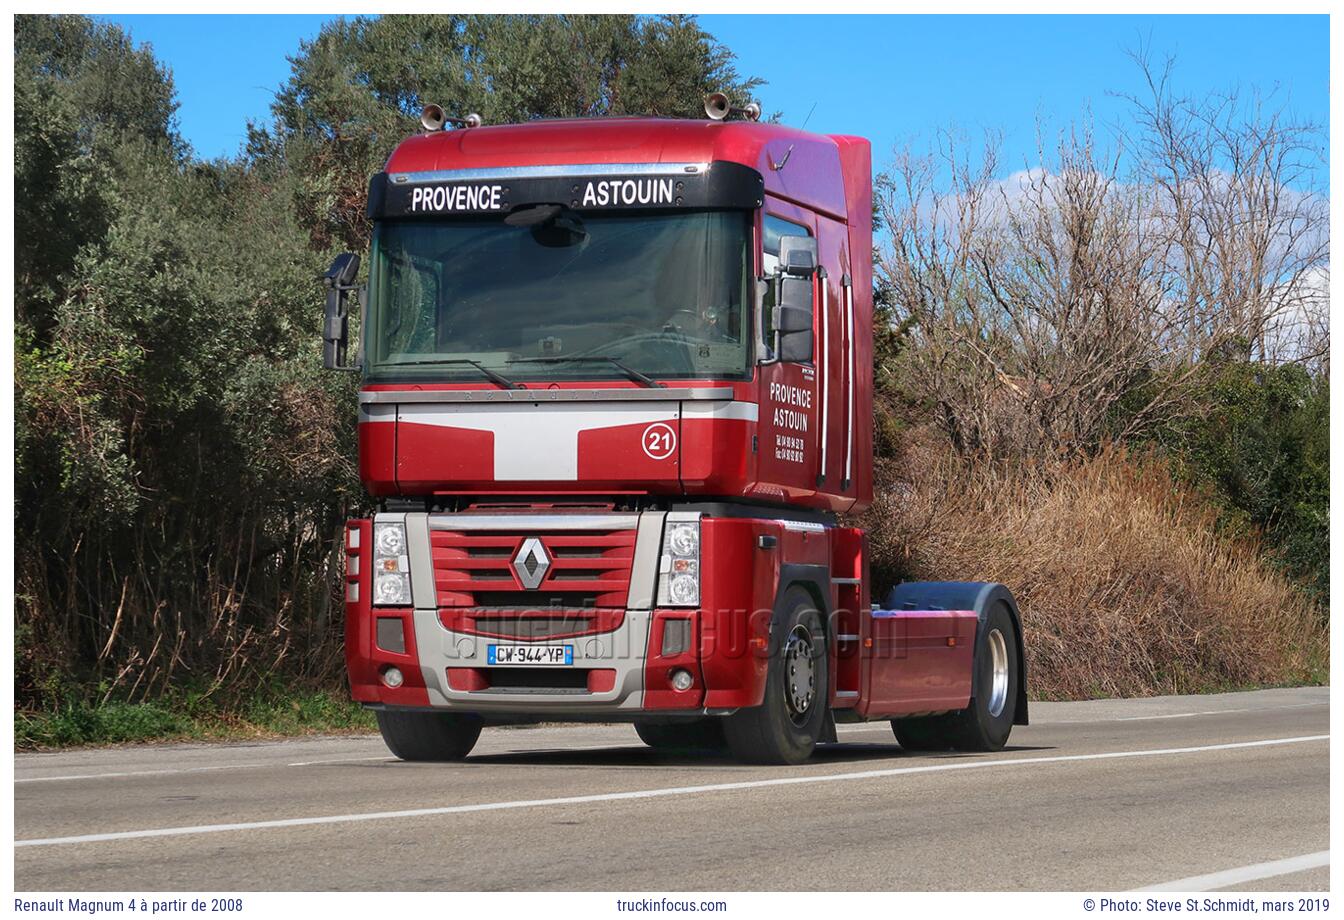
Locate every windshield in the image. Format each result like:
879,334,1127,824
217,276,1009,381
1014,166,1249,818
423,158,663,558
366,210,752,383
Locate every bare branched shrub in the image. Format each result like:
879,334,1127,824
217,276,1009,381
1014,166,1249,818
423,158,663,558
1125,51,1330,375
877,57,1329,461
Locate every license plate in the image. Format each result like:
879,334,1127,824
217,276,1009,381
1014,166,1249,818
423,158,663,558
487,644,574,666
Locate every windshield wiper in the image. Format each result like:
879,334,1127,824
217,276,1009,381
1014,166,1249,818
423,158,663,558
381,358,520,390
511,355,665,389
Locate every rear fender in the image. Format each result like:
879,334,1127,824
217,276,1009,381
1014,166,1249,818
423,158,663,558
882,581,1029,725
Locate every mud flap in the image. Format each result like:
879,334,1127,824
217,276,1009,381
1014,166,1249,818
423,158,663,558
821,709,839,744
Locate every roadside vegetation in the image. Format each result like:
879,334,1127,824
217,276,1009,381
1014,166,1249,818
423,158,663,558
16,687,376,750
863,438,1326,699
15,15,1328,748
863,55,1328,699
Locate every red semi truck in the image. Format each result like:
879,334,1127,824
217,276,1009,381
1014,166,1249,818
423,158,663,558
321,98,1027,765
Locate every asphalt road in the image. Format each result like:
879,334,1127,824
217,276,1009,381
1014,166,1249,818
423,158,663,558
14,686,1329,892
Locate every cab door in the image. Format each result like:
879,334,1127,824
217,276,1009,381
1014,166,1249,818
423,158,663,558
751,203,822,506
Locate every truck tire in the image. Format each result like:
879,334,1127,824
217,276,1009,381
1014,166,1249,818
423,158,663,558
892,601,1020,752
376,709,482,761
723,587,828,765
634,718,726,752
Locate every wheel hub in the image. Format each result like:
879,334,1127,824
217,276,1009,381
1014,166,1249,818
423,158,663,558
783,625,817,723
986,627,1009,718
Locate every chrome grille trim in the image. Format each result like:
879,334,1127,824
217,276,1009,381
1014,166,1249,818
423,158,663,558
359,387,734,404
428,514,640,531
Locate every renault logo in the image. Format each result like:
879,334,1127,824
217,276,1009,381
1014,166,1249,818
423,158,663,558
511,537,551,590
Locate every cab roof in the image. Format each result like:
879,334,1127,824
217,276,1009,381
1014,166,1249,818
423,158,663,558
385,117,868,222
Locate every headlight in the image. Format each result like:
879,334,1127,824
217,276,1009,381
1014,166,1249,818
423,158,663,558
375,523,406,557
372,520,412,607
667,523,699,557
657,516,700,607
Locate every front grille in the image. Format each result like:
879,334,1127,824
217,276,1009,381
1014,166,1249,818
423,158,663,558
474,616,592,639
440,608,626,640
470,591,604,610
431,527,637,609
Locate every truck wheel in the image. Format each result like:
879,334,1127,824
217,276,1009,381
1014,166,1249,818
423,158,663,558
891,712,958,751
634,719,726,752
376,709,482,761
723,588,828,765
892,602,1020,752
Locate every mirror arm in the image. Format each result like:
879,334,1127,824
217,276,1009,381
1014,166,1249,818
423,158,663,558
353,286,366,368
754,274,778,366
770,271,781,362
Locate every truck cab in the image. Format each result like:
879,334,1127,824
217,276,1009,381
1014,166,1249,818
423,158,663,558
326,105,1025,764
355,116,873,509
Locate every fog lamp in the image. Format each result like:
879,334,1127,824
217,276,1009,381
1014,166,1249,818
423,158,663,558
374,572,411,606
668,573,699,606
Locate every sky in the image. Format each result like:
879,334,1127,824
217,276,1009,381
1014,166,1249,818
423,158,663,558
101,13,1329,178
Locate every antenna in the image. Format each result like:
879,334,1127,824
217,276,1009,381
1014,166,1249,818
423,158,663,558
799,101,818,133
771,101,817,172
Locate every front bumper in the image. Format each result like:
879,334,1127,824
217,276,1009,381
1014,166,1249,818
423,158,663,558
414,608,656,711
345,511,739,715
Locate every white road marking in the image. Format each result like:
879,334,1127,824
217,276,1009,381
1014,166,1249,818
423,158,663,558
835,701,1327,731
1113,702,1329,722
17,697,1327,781
495,741,642,754
15,734,1326,848
1114,710,1249,721
15,763,272,784
1138,850,1330,891
17,753,393,782
16,741,646,782
285,755,394,767
1027,701,1327,725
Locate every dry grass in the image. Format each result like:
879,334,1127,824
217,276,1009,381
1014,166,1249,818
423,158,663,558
861,430,1328,699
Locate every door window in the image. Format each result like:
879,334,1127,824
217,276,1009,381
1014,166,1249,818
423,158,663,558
761,215,813,362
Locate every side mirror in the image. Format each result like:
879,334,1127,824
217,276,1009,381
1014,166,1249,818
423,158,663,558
325,253,360,287
777,330,814,364
321,253,361,371
757,236,818,365
774,277,813,333
772,273,814,363
778,235,818,278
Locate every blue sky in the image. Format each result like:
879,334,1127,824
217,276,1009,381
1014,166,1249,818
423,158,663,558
102,13,1328,177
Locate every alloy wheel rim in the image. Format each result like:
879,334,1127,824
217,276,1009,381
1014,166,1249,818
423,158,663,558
986,627,1010,718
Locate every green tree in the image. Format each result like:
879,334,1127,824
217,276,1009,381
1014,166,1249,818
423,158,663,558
14,14,181,339
15,15,360,708
254,13,763,250
16,13,765,713
1154,362,1329,604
